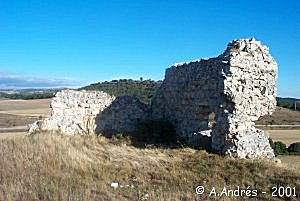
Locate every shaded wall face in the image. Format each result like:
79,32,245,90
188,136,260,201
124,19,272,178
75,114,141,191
151,59,229,141
95,96,150,135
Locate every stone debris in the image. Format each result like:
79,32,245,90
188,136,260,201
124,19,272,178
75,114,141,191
28,38,277,159
27,120,42,135
151,38,277,159
110,182,119,189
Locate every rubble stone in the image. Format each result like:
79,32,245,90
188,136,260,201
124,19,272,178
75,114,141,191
151,38,277,159
28,90,148,135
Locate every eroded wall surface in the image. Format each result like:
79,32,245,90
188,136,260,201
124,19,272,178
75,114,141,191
29,90,148,135
151,38,277,158
28,38,278,159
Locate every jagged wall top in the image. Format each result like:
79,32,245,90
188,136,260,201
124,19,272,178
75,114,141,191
151,38,277,159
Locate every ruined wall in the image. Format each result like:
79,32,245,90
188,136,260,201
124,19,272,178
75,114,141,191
95,96,149,135
28,38,278,159
38,90,115,135
151,38,277,159
29,90,149,135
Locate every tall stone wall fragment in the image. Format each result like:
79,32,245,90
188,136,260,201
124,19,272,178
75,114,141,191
151,38,277,159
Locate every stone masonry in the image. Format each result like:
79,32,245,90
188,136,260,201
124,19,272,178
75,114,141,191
151,38,277,159
28,38,277,159
95,96,149,135
28,90,148,135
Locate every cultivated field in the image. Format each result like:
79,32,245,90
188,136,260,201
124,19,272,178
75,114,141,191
267,130,300,146
0,99,51,138
0,98,51,117
257,107,300,125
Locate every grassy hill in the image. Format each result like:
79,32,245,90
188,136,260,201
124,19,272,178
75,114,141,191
0,133,299,201
257,107,300,125
81,80,300,112
80,79,162,104
277,97,300,112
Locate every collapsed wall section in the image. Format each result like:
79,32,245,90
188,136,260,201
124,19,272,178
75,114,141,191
37,90,115,135
151,38,277,159
28,90,149,135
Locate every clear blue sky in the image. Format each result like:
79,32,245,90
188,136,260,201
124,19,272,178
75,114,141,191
0,0,299,97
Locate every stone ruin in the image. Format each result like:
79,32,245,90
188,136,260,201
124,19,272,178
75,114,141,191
28,90,149,135
28,38,277,159
152,38,277,159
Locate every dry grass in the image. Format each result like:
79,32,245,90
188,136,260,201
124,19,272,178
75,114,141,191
266,129,300,146
0,132,25,140
0,133,299,201
278,156,300,173
0,99,50,117
0,99,50,129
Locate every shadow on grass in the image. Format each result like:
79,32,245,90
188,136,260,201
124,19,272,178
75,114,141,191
97,118,214,153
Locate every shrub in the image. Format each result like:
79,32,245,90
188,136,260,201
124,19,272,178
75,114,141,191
135,119,176,145
269,138,288,156
288,142,300,153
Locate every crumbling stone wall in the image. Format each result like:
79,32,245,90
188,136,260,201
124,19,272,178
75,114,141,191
35,90,115,135
95,96,149,135
29,90,148,135
151,38,277,159
28,38,278,159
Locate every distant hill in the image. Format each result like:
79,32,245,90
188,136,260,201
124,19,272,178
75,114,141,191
277,97,300,111
256,106,300,125
81,79,300,110
80,79,162,104
0,89,59,100
1,81,300,113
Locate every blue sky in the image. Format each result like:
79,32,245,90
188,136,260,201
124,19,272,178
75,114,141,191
0,1,299,97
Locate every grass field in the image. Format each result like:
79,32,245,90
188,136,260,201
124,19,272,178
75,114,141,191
0,99,300,200
0,99,51,117
0,99,50,129
267,130,300,146
0,133,299,201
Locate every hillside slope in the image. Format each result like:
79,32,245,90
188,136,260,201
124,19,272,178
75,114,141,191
256,107,300,125
0,133,299,201
80,79,162,104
